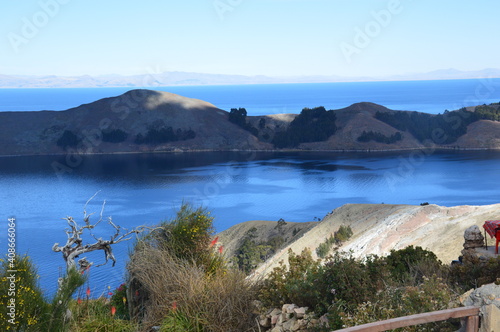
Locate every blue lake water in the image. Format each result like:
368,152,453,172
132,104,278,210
1,79,500,296
1,150,500,296
1,79,500,115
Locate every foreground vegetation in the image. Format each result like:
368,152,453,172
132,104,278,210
3,203,500,331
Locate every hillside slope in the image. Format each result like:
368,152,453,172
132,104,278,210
0,89,271,155
1,89,500,155
235,203,500,278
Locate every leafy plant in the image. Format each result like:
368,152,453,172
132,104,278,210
0,255,47,331
110,283,129,320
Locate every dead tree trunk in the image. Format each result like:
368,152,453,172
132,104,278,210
52,195,151,273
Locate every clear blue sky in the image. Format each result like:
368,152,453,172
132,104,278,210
1,0,499,78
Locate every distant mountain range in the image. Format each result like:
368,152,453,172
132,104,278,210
1,89,499,157
1,68,500,88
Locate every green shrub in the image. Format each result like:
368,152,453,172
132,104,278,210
57,130,80,149
102,129,128,143
449,254,500,290
316,235,335,258
160,309,205,332
69,297,137,332
385,246,443,283
357,130,403,144
44,267,87,331
259,248,323,311
110,283,129,320
315,226,353,259
233,227,286,274
128,248,257,331
273,106,337,148
139,203,223,275
334,225,353,243
128,204,257,330
0,255,47,331
339,276,459,331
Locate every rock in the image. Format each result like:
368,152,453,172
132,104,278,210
271,326,284,332
277,312,285,326
294,307,307,319
463,283,500,307
463,225,485,249
269,308,282,317
461,285,500,332
480,304,500,332
282,303,297,314
271,310,281,325
282,317,298,331
259,314,271,328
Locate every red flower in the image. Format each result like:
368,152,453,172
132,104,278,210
172,301,177,311
86,287,91,297
210,236,219,248
218,245,224,254
108,292,113,296
77,298,82,304
111,306,116,316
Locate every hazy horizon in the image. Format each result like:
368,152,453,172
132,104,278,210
1,1,499,79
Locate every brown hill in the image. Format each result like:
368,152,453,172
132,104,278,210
0,89,271,155
217,203,500,279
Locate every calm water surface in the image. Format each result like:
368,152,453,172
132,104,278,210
2,79,500,114
1,150,500,295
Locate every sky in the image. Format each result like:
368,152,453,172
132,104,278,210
1,0,499,78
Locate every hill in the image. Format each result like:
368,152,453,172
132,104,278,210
1,89,500,156
0,89,271,155
216,203,500,278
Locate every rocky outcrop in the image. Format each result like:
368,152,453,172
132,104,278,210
462,225,485,258
461,283,500,332
257,303,327,332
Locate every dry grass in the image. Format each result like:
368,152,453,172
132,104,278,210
128,246,259,332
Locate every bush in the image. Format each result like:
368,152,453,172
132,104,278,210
385,246,443,283
44,267,87,331
69,297,137,332
135,127,196,144
127,203,257,330
233,227,287,274
110,283,129,320
0,255,47,331
128,248,257,331
102,129,128,143
339,276,459,331
272,106,337,148
57,130,80,149
316,235,335,258
357,130,402,144
449,253,500,290
259,248,323,311
137,203,223,274
315,226,353,258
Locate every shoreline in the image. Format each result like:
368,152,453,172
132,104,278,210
0,146,498,158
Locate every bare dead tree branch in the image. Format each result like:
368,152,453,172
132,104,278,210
53,195,161,273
